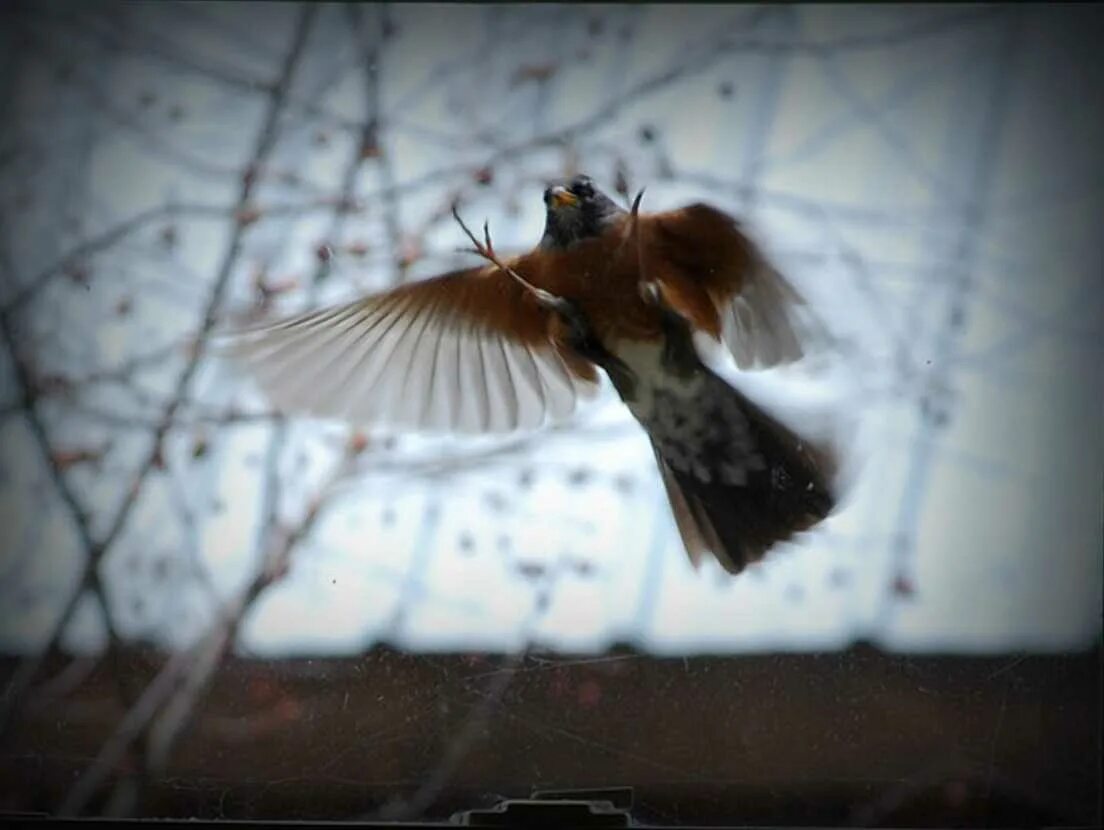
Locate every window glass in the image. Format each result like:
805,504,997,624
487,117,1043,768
0,3,1099,825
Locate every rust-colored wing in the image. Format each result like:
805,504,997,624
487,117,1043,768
226,262,599,434
648,203,825,369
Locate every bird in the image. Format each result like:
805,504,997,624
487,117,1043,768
229,174,838,573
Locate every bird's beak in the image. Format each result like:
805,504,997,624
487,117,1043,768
544,185,579,210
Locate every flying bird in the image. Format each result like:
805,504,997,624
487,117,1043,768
230,175,838,573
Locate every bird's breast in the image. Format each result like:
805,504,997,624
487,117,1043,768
609,338,766,487
608,338,703,418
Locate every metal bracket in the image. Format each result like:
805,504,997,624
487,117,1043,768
452,786,633,827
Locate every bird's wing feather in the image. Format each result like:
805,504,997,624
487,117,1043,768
225,263,598,433
651,203,827,370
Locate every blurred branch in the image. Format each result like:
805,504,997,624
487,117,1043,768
163,459,223,607
0,247,126,736
346,421,636,485
2,197,365,315
63,401,284,431
20,4,368,138
27,31,245,181
143,443,361,778
16,5,269,94
182,25,404,788
50,342,186,389
713,6,1002,56
64,440,363,815
0,1,318,747
458,8,1005,177
376,650,526,821
277,8,1005,233
23,655,103,719
2,203,225,312
55,642,197,817
346,4,406,283
877,8,1024,633
373,558,584,821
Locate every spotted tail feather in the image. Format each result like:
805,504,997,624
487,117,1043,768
647,371,836,574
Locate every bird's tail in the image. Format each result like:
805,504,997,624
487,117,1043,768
651,373,837,574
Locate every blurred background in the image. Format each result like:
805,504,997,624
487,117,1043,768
0,2,1100,825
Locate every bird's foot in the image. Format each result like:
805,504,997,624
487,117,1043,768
639,279,663,307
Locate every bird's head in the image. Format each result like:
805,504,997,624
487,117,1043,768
539,174,624,250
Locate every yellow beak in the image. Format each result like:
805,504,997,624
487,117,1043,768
548,186,579,209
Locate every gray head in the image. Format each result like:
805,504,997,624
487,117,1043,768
539,174,625,250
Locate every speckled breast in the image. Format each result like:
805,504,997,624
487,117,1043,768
611,339,768,487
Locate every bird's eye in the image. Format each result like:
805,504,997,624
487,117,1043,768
570,177,593,198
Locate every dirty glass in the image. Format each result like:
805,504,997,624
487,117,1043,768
0,2,1100,826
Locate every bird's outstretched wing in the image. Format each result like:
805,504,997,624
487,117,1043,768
226,263,599,434
649,203,827,369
